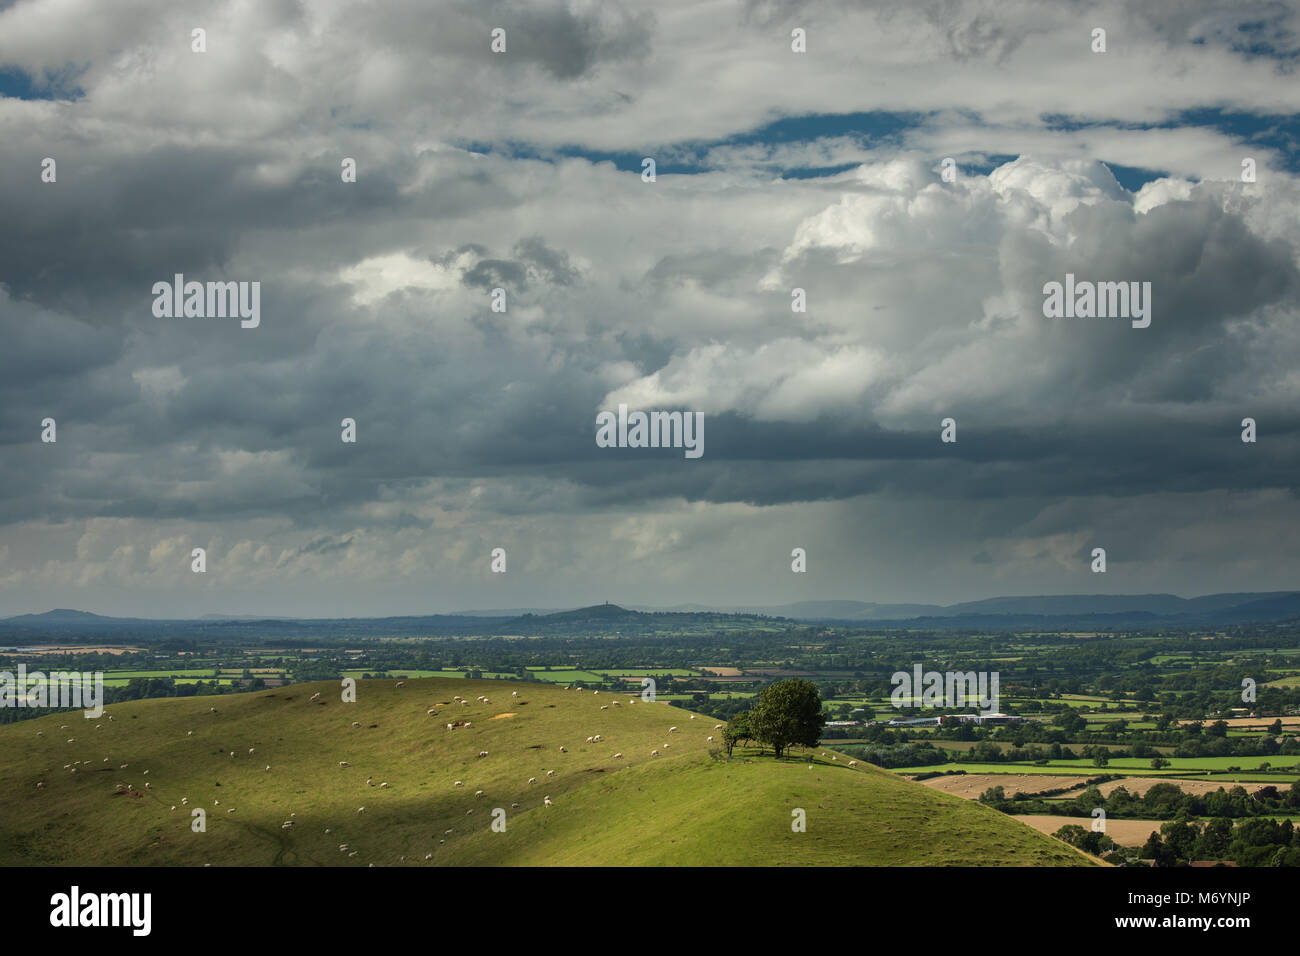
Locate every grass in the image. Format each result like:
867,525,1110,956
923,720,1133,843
0,678,1094,867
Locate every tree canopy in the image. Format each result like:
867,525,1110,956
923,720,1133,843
747,678,826,759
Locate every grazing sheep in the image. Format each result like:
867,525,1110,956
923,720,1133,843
546,770,555,777
446,723,455,731
210,707,217,713
213,799,219,805
281,821,294,829
593,734,602,742
339,761,350,767
543,796,552,806
248,748,255,755
427,709,438,716
715,724,723,729
181,798,188,805
425,853,433,860
35,781,45,789
379,782,389,789
170,805,176,811
586,736,594,743
464,722,472,727
613,753,623,759
348,851,358,858
339,844,349,851
475,790,484,798
611,701,620,707
352,721,361,728
395,681,406,688
227,808,236,813
600,705,608,711
510,802,520,809
367,777,374,787
36,732,43,737
558,746,567,753
466,809,474,815
265,765,271,771
707,736,714,742
831,756,837,761
690,715,696,720
309,693,321,702
187,731,193,736
357,807,366,814
454,780,464,787
144,782,151,789
142,770,149,775
848,760,858,767
651,750,659,756
668,726,678,733
528,777,537,785
66,739,75,744
512,691,519,698
477,751,489,758
662,744,670,749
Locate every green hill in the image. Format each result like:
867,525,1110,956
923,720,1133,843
0,679,1095,866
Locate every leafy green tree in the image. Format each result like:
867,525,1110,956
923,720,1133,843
722,711,754,757
748,678,826,759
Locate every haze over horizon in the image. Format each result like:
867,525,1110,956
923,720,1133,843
2,1,1299,618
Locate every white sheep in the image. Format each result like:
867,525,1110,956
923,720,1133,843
613,752,623,759
454,780,464,787
707,736,714,742
477,750,489,758
848,760,858,767
651,750,659,756
546,770,555,777
395,681,406,687
357,807,366,814
339,761,350,767
668,726,678,733
379,782,389,789
475,790,484,798
528,777,537,785
559,746,567,753
543,796,552,806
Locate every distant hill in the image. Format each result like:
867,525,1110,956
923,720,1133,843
0,677,1094,867
3,590,1299,640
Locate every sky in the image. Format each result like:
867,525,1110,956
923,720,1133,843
0,0,1298,618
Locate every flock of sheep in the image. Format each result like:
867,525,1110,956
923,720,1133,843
30,678,861,865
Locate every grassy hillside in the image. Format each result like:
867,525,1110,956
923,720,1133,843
0,679,1095,866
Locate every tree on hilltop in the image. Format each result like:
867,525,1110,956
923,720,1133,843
748,678,826,759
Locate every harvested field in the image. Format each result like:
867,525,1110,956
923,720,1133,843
1018,815,1162,847
1095,777,1274,798
915,774,1090,800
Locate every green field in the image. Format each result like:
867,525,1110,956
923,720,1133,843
0,678,1095,867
